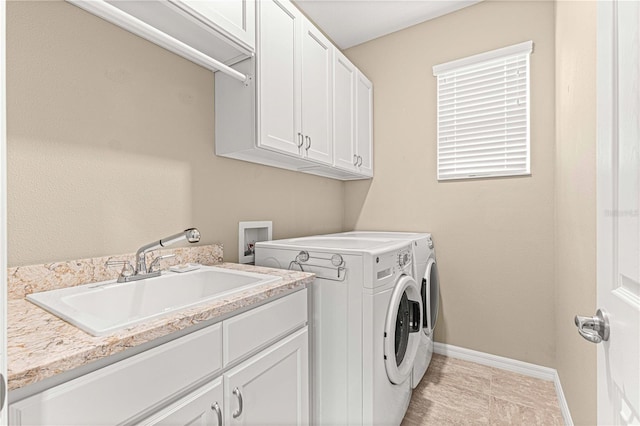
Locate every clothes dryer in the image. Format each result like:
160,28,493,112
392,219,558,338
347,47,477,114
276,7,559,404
255,236,422,425
322,231,440,388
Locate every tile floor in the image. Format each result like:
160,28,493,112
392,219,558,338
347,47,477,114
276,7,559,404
402,354,564,425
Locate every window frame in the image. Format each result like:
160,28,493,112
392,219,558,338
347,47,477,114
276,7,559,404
433,41,533,181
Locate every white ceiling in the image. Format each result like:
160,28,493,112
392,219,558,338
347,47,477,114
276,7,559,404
295,0,482,49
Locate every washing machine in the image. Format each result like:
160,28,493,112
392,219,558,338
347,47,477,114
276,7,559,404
322,231,440,388
255,236,422,425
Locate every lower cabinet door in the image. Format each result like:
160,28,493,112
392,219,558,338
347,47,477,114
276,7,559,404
224,327,309,426
140,378,224,426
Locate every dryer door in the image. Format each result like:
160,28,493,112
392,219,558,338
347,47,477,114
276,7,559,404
384,275,422,385
422,257,440,335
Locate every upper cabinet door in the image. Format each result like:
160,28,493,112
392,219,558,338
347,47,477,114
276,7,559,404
169,0,256,51
301,20,333,165
333,51,357,172
356,72,373,177
257,0,303,157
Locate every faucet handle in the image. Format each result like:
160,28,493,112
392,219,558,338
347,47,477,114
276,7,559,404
149,254,176,273
105,260,134,278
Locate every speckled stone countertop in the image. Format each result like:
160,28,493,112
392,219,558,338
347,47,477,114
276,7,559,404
8,261,313,391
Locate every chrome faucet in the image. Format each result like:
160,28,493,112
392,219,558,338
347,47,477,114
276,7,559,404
106,228,201,283
135,228,201,275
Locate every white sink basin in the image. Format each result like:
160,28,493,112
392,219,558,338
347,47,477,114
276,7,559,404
27,266,282,336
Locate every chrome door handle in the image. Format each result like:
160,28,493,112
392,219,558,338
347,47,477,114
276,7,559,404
297,132,304,148
575,308,610,343
305,135,311,150
232,387,243,418
353,154,359,166
211,402,222,426
357,155,363,167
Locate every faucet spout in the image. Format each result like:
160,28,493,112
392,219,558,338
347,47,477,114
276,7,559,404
135,228,201,275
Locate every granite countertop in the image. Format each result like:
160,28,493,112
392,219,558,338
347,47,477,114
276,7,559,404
8,263,314,391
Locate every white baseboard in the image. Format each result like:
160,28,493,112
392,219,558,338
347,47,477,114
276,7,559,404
433,342,574,425
553,372,573,426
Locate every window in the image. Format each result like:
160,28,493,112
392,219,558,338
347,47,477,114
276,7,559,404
433,41,533,180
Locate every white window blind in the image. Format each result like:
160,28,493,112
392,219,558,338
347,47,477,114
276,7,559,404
433,41,533,181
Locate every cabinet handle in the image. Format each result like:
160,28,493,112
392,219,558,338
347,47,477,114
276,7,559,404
305,135,311,151
0,373,5,413
232,387,244,419
358,156,363,167
211,402,223,426
297,132,304,148
353,154,359,166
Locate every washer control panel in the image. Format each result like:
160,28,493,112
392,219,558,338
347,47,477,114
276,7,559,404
397,247,413,270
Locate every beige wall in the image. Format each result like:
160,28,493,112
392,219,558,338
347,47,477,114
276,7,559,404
6,0,344,266
554,1,597,424
7,1,599,420
344,0,557,367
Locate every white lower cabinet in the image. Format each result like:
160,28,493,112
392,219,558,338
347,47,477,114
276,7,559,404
9,324,225,425
10,289,308,426
225,329,308,426
141,378,224,426
143,328,308,426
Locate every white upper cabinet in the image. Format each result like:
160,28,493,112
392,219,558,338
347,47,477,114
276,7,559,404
69,0,372,180
258,0,332,165
333,50,358,172
333,51,373,177
356,72,373,176
170,0,256,51
301,19,333,165
257,0,303,157
215,0,373,180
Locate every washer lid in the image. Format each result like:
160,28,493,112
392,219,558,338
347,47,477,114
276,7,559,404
384,274,422,385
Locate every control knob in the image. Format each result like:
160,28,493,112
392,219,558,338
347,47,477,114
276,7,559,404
398,252,410,267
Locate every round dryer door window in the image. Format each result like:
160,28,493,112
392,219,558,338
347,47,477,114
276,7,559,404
384,274,422,385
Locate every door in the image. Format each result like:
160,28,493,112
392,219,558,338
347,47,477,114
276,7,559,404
333,51,357,172
355,72,373,176
383,275,422,385
596,0,640,424
423,258,440,336
301,19,333,165
0,1,7,424
257,0,302,157
141,379,224,426
225,328,308,426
